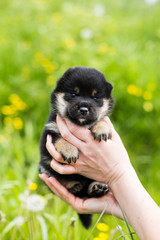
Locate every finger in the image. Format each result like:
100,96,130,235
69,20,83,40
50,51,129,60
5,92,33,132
39,174,63,197
56,115,84,148
47,177,76,203
50,159,77,175
47,177,87,214
57,115,92,144
40,174,84,211
46,135,66,163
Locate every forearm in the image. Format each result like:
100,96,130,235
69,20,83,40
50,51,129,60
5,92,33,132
109,167,160,240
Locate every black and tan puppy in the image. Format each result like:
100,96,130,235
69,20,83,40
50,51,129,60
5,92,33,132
39,66,114,229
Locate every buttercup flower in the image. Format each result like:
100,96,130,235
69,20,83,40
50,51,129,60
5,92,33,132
1,105,16,115
99,232,109,239
97,223,109,232
143,101,153,112
46,75,56,85
127,84,142,97
13,117,24,130
28,182,38,191
52,12,62,23
142,91,152,101
64,38,75,49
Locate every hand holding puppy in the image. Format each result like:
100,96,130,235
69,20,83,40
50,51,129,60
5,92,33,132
41,115,160,240
47,115,132,187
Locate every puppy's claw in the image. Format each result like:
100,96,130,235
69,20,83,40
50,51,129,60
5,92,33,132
60,153,78,164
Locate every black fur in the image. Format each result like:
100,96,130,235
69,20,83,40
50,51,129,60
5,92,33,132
39,66,114,228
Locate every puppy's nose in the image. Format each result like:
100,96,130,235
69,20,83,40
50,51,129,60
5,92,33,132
79,107,89,115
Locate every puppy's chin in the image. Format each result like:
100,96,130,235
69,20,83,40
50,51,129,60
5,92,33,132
67,113,97,127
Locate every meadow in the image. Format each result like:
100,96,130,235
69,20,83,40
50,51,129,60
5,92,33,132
0,0,160,239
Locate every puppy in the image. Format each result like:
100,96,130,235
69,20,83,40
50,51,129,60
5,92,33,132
39,66,114,229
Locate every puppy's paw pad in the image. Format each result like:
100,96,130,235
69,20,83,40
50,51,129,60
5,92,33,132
88,182,110,197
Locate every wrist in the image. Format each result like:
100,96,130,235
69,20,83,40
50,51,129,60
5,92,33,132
108,165,137,193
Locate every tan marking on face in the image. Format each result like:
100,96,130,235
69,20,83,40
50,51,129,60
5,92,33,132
92,89,97,97
74,87,80,94
97,99,110,121
56,93,68,117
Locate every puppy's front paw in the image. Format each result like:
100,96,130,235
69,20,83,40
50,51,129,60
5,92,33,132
55,138,79,164
91,120,111,142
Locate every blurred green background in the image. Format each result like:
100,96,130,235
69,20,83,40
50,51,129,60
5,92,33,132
0,0,160,239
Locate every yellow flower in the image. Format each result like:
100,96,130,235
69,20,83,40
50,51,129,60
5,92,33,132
9,94,21,103
99,232,109,239
1,105,17,115
46,75,56,85
143,101,153,112
40,58,51,67
98,43,116,56
93,238,101,240
127,84,142,97
45,64,55,74
97,223,109,232
3,117,12,125
28,182,38,191
13,117,24,130
98,43,109,55
34,51,44,63
52,12,62,23
143,91,152,101
64,38,75,49
9,94,27,111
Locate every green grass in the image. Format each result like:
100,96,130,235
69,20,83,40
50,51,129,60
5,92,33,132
0,0,160,239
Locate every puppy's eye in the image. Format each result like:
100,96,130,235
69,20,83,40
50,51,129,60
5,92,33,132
71,93,76,97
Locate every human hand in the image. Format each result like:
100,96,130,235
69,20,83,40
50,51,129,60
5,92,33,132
46,115,132,187
39,173,123,219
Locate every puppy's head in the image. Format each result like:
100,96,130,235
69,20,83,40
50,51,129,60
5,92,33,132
51,67,114,126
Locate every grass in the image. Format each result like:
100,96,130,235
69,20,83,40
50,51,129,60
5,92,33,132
0,0,160,239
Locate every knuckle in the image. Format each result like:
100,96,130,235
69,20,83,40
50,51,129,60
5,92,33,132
56,154,62,162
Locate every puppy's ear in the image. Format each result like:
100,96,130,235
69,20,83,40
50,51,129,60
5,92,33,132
105,81,113,97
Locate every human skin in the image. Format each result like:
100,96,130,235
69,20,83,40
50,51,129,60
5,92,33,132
39,115,160,240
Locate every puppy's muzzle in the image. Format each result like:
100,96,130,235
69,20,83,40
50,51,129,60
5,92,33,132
79,107,89,116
